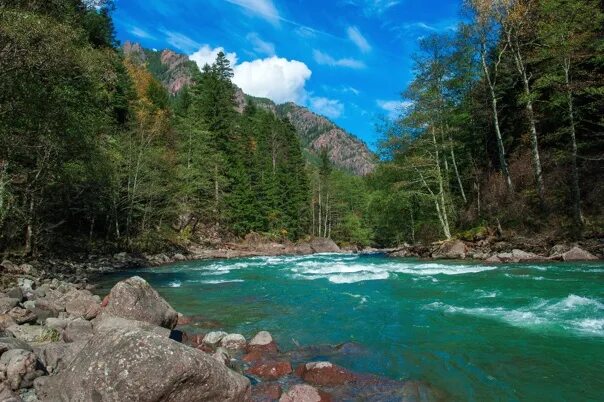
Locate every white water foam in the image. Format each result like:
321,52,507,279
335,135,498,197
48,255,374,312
199,279,245,285
169,281,181,288
288,258,498,284
427,294,604,337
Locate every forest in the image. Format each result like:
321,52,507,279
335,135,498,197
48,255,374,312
0,0,603,256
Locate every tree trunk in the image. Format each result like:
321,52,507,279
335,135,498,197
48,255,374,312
447,126,467,203
24,195,34,255
564,61,583,232
481,50,513,192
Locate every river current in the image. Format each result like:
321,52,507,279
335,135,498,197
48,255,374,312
98,253,604,401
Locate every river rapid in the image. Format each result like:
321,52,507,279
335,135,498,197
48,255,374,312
97,253,604,401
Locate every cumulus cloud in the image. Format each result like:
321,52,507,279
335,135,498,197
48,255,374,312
313,50,366,69
226,0,280,24
190,45,238,69
233,57,312,104
347,26,371,53
310,97,345,119
377,99,412,119
246,33,275,56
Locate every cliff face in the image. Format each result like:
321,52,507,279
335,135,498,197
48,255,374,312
123,43,376,175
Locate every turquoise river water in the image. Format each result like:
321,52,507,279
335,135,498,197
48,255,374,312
97,253,604,401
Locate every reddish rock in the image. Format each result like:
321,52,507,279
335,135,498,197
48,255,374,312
246,360,292,380
177,314,192,326
248,331,279,354
296,362,356,386
252,382,282,401
100,295,110,308
279,384,332,402
243,350,266,363
184,333,206,349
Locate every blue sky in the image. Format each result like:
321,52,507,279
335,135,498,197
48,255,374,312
112,0,462,150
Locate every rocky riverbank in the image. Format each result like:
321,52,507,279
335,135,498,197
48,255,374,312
0,272,444,401
387,236,602,263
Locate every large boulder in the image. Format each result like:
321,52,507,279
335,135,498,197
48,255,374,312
0,349,44,390
92,315,171,338
308,238,340,254
35,328,251,401
431,240,468,260
101,276,178,329
62,319,93,343
562,246,598,261
34,341,86,375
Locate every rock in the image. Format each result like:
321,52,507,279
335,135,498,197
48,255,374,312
511,249,545,262
203,331,228,348
177,313,192,326
246,360,293,380
549,243,571,257
173,253,187,261
101,276,178,329
0,298,20,314
213,347,231,365
252,382,282,402
279,384,331,402
0,349,44,390
485,255,502,263
92,316,171,338
6,325,59,344
0,315,17,332
308,238,340,253
64,291,101,320
17,279,34,294
34,341,85,375
35,328,251,401
0,383,22,402
24,298,63,323
62,319,93,343
296,361,356,386
0,338,33,355
6,308,36,325
44,318,70,331
562,246,598,261
432,240,468,260
221,333,247,350
3,288,23,302
248,331,278,353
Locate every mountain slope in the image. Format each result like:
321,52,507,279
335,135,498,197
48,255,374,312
123,42,376,175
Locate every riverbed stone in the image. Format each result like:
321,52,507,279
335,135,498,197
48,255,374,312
62,318,93,343
221,333,247,350
296,361,356,386
246,360,293,380
0,338,33,355
562,246,597,261
0,298,20,314
0,349,44,390
279,384,331,402
35,327,251,401
431,239,468,259
64,290,101,319
0,315,17,332
101,276,179,329
203,331,228,347
92,315,171,337
6,325,58,344
34,341,85,375
6,308,36,325
0,383,21,402
248,331,278,353
308,238,340,253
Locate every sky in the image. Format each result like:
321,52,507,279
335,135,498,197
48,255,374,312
112,0,462,150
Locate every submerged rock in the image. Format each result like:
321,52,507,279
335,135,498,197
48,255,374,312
296,361,356,386
246,360,293,380
279,384,331,402
35,327,251,401
252,382,282,402
101,276,178,329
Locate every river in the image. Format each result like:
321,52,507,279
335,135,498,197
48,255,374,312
97,253,604,401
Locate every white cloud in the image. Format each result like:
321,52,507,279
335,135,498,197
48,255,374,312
130,26,155,40
226,0,280,24
246,33,275,56
161,30,201,53
310,97,345,119
232,57,312,104
377,99,412,119
347,26,371,53
343,0,402,16
190,45,238,69
313,50,366,69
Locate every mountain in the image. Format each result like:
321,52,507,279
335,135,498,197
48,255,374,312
122,42,376,175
